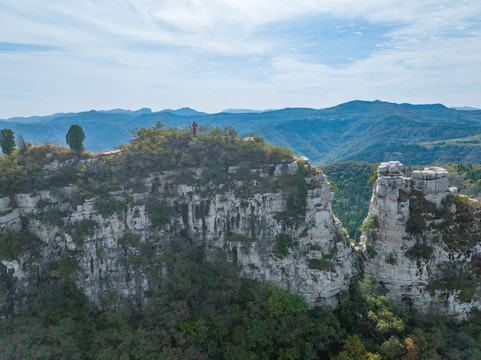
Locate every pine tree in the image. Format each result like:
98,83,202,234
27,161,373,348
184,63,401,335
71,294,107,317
0,129,15,155
66,124,85,151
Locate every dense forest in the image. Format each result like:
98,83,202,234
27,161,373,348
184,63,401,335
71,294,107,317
1,245,481,359
321,162,374,243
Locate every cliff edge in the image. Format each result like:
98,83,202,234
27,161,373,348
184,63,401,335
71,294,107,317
0,132,355,314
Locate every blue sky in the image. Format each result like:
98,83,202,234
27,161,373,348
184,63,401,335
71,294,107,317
1,0,481,118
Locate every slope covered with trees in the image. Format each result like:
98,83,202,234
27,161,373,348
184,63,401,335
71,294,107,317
321,162,374,243
1,245,480,359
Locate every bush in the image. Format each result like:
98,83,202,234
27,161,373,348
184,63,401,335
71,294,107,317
72,219,98,246
386,253,397,265
97,197,125,218
405,242,434,261
118,232,141,248
265,286,308,319
0,229,43,260
360,214,379,231
40,208,66,227
50,256,79,278
308,258,336,272
365,246,378,259
147,200,175,228
273,233,293,258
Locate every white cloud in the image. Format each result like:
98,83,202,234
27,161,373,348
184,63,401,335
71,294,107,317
1,0,481,117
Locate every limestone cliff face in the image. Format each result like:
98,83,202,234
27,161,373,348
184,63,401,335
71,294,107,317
0,160,354,311
361,161,481,318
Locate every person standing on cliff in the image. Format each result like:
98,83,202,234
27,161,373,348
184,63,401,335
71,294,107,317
192,121,198,136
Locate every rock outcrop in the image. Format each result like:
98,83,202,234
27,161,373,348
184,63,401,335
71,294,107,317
3,154,481,319
0,161,355,311
361,161,481,318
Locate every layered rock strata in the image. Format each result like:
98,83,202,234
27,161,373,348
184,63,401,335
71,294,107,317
0,161,354,311
361,161,481,318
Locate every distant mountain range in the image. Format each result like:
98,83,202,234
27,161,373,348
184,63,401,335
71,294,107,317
450,106,480,111
2,101,481,164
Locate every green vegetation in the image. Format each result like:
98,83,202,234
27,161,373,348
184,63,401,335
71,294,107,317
386,254,397,266
39,208,66,227
273,233,293,258
0,123,293,198
71,219,98,246
367,163,380,185
147,200,175,228
0,129,15,156
224,233,253,242
321,162,373,242
49,256,79,278
66,124,85,151
0,229,43,261
426,262,479,303
125,124,293,176
266,286,309,319
407,191,481,252
1,242,481,359
274,164,308,225
405,242,434,261
118,232,141,248
307,258,336,272
250,206,256,240
365,246,378,259
0,247,346,359
97,196,126,218
296,164,308,214
360,214,379,232
405,191,436,235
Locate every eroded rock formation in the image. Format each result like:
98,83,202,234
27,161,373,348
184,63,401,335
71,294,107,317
361,161,481,318
0,161,354,311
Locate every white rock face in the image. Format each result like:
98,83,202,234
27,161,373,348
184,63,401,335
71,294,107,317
0,161,354,309
362,162,481,318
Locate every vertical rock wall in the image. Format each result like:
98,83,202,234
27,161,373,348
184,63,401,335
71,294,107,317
361,161,481,318
0,161,355,311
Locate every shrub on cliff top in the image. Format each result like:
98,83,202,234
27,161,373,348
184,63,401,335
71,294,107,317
124,123,294,176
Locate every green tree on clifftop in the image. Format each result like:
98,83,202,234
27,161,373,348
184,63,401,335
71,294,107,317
0,129,15,155
66,124,85,151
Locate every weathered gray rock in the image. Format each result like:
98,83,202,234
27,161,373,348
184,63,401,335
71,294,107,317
362,162,481,319
377,161,403,174
0,161,354,310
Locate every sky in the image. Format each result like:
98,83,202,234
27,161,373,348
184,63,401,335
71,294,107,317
1,0,481,118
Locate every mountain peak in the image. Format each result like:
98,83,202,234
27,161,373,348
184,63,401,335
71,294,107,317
160,107,208,116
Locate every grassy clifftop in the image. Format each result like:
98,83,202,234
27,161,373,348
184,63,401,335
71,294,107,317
0,123,293,198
